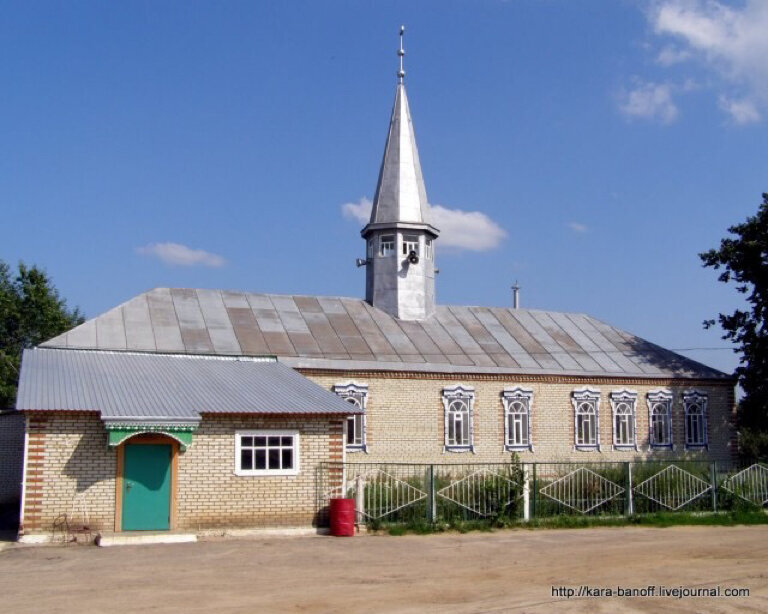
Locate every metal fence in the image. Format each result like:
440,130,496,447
316,460,768,526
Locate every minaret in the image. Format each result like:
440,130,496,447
361,26,439,320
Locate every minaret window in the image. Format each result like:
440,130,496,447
425,239,433,260
379,235,395,257
402,234,420,256
367,240,374,259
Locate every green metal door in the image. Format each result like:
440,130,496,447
122,444,172,531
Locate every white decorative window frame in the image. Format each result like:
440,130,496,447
442,385,475,453
234,430,300,476
609,389,638,451
502,387,533,452
647,389,674,450
572,387,601,451
683,389,708,449
333,382,368,453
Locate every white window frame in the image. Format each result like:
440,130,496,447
402,234,420,257
683,390,708,449
333,382,368,453
502,387,533,451
234,430,299,476
647,390,674,449
425,238,433,260
443,385,475,452
610,389,638,451
379,234,395,257
572,388,601,451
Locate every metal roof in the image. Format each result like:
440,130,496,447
16,348,362,419
362,83,438,238
41,288,727,380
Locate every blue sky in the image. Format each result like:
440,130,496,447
2,1,766,375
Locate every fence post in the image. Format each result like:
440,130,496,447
711,461,718,512
426,465,435,523
523,464,530,522
625,462,634,516
355,474,365,525
531,463,537,519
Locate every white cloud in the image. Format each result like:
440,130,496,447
136,242,226,267
656,45,692,66
341,197,373,224
429,204,506,251
340,197,506,252
718,96,761,124
648,0,768,122
618,81,679,124
568,222,588,233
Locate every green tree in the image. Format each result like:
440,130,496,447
700,193,768,460
0,261,84,408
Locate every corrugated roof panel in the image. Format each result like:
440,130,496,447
16,348,360,417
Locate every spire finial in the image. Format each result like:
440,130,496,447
397,25,405,83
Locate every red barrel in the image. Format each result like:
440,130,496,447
329,498,355,537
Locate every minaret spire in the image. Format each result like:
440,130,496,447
361,26,440,321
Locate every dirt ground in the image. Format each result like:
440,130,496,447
1,525,766,613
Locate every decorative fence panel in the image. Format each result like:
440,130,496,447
316,460,768,527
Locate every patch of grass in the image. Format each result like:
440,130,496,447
371,509,768,535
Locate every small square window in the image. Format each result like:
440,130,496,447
402,234,419,256
235,430,300,476
379,235,395,257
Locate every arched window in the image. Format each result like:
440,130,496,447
442,385,475,451
502,387,533,451
610,389,637,449
683,390,708,448
647,390,673,448
572,388,600,450
333,382,368,452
